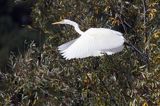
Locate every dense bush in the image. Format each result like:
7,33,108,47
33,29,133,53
0,0,159,105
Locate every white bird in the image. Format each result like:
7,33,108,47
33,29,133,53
52,19,125,60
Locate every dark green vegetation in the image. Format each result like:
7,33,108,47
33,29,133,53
0,0,160,105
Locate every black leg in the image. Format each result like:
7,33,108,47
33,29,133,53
124,42,149,63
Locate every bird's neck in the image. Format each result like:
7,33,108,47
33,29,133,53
74,25,84,35
68,21,84,35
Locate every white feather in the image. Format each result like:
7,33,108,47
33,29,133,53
104,45,124,55
58,39,77,52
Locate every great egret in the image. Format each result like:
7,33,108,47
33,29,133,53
52,19,143,60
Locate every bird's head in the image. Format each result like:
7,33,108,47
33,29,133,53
52,19,74,25
52,19,84,35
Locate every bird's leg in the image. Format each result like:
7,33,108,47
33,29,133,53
124,42,149,63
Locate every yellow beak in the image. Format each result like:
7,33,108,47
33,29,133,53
52,21,62,25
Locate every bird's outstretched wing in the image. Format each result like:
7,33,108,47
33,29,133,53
58,28,125,60
58,39,77,52
59,35,101,60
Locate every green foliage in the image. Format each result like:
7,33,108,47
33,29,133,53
0,0,160,105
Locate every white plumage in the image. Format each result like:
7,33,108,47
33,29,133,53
52,19,125,60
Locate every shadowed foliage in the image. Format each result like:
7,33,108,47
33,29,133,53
0,0,160,105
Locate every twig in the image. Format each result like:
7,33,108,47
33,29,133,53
141,0,146,29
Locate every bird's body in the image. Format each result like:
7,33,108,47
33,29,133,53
53,19,125,60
